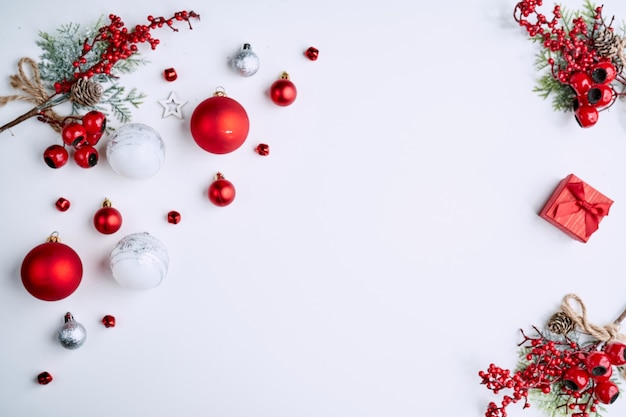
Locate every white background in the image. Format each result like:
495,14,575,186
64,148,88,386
2,0,626,416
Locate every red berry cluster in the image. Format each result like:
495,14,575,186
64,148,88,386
479,328,626,417
54,11,200,94
43,110,106,169
513,0,626,127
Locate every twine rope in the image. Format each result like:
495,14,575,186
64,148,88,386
560,293,626,343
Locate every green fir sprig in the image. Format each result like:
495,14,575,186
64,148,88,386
36,17,147,123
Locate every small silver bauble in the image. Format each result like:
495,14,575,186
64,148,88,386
231,43,260,77
57,312,87,350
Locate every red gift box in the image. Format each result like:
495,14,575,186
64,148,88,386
539,174,613,243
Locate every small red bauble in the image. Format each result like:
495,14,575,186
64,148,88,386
208,172,236,207
55,197,71,212
102,315,116,328
586,351,612,378
43,145,69,169
604,341,626,365
255,143,270,156
305,46,319,61
164,67,178,81
190,89,250,154
37,371,53,385
167,210,181,224
21,233,83,301
93,198,122,234
270,72,297,106
595,380,620,404
61,122,88,147
561,366,590,391
74,145,99,168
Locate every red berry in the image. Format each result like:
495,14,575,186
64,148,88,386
568,72,592,95
61,122,88,147
586,351,612,379
85,132,104,146
595,380,619,404
82,111,107,135
562,366,590,391
587,84,614,108
604,341,626,365
43,145,69,169
591,62,617,85
74,145,99,168
574,103,599,128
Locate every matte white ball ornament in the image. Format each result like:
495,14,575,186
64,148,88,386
106,123,165,179
110,232,169,290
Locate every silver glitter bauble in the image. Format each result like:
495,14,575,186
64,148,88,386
110,232,169,290
231,43,260,77
57,313,87,350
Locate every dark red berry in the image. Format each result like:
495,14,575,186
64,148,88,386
568,72,592,95
82,111,107,135
586,351,612,378
74,145,99,168
562,366,590,391
86,131,104,146
43,145,69,169
61,122,88,147
574,103,599,128
604,341,626,365
591,62,617,84
595,380,619,404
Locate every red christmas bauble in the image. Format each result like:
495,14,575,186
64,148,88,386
21,234,83,301
93,198,122,234
270,72,297,106
208,173,236,206
190,91,250,154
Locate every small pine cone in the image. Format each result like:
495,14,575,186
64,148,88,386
70,78,103,107
547,311,575,335
594,30,621,58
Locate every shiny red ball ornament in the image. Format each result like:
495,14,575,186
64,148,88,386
586,351,612,378
208,172,236,207
21,233,83,301
605,341,626,365
562,366,590,391
190,89,250,154
270,72,297,106
61,122,87,147
43,145,69,169
102,315,116,328
595,380,620,404
74,145,99,168
93,198,122,234
37,371,53,385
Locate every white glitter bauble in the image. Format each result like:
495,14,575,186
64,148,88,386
106,123,165,179
110,232,169,290
231,43,260,77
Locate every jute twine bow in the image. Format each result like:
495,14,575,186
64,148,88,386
557,294,626,343
0,57,102,134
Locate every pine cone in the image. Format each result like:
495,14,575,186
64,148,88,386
70,78,103,107
547,311,575,335
593,30,624,72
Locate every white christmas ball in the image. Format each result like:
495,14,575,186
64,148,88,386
110,232,169,290
106,123,165,179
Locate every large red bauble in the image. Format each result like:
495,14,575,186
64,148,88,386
190,93,250,154
21,238,83,301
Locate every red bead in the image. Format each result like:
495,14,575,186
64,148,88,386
305,46,319,61
595,380,619,404
562,366,590,391
37,371,53,385
255,143,270,156
74,145,99,168
208,173,236,207
43,145,69,169
164,67,178,81
167,210,181,224
586,351,612,379
102,315,116,328
55,198,71,212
